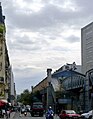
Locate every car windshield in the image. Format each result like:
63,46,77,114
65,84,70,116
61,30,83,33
88,110,92,114
33,104,43,108
66,110,76,114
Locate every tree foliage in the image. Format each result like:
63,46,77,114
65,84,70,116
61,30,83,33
17,89,42,105
17,89,31,105
33,90,42,102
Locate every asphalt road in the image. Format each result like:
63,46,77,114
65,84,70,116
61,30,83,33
12,112,59,119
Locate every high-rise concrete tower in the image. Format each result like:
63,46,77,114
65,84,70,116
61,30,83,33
81,22,93,74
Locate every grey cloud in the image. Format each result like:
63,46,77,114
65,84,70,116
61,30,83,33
74,0,93,15
15,35,34,45
7,34,50,51
65,35,80,43
7,5,60,30
7,33,36,50
2,0,93,32
3,3,80,30
49,36,57,40
7,30,52,52
1,0,12,8
40,55,67,69
52,46,70,51
23,0,34,3
8,40,42,51
14,67,46,80
2,0,92,39
22,0,64,5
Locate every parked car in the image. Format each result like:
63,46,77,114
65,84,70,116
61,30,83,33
81,110,93,119
59,110,81,119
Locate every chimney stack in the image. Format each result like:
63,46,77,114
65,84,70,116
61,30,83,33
47,68,52,83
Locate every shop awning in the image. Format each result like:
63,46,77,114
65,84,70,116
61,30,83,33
0,100,7,107
0,99,8,103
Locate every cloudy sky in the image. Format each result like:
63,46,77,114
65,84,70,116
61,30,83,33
1,0,93,94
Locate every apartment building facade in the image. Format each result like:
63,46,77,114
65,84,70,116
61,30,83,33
0,2,7,99
0,2,16,105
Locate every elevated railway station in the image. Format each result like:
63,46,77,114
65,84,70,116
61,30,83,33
33,64,88,113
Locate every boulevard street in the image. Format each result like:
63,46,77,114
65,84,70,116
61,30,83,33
12,112,59,119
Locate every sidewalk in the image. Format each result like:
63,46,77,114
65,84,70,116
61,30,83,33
54,115,59,119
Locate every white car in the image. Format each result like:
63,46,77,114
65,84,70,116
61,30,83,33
81,110,93,119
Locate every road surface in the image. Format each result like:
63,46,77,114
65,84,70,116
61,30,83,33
12,111,59,119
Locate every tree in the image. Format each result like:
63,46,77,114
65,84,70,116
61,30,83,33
32,90,42,102
17,89,42,105
17,89,32,105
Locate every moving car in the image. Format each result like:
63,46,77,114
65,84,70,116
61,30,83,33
59,110,81,119
81,110,93,119
30,102,44,117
